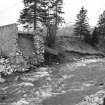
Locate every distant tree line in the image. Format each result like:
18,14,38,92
74,6,91,44
91,11,105,46
74,6,105,47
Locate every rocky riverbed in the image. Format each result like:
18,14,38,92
0,57,105,105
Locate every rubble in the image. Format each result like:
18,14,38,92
76,90,105,105
0,48,29,76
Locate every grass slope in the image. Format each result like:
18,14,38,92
55,37,103,55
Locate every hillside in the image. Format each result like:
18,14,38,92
44,24,103,60
47,37,104,62
55,37,101,54
57,24,93,37
57,25,74,37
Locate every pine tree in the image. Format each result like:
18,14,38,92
45,0,64,48
19,0,39,30
91,27,99,45
50,0,64,27
18,0,64,30
97,11,105,38
38,0,50,27
92,10,105,46
19,0,50,30
74,6,90,43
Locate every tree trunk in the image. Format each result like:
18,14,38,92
46,24,56,48
34,0,37,30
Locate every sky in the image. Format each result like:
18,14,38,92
0,0,24,26
0,0,105,26
63,0,105,26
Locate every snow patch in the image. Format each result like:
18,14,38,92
39,67,48,71
18,82,34,87
11,98,29,105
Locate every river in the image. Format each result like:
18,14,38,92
0,57,105,105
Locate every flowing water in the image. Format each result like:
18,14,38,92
0,58,105,105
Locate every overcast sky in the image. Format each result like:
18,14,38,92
63,0,105,26
0,0,105,26
0,0,23,26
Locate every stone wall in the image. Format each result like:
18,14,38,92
0,24,18,57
